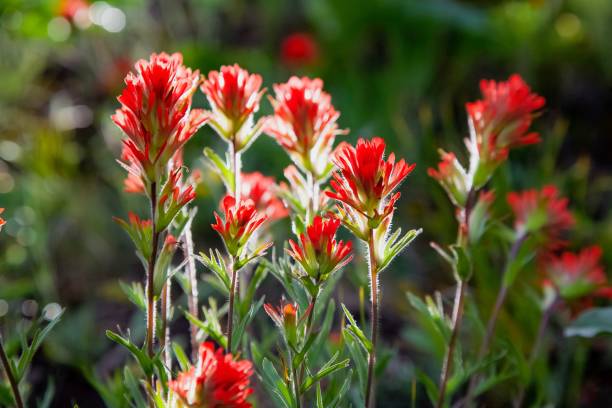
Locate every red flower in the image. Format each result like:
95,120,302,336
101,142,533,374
266,77,346,178
427,150,469,207
281,33,319,66
466,74,545,168
507,185,574,241
544,246,608,301
169,342,253,408
240,172,288,221
278,165,328,215
0,208,5,231
287,216,353,284
112,52,207,185
212,195,269,257
201,65,266,150
58,0,88,21
327,137,415,225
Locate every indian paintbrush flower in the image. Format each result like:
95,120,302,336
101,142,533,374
201,64,266,151
266,76,347,179
112,52,207,188
264,301,311,347
240,172,289,222
327,137,415,237
212,195,270,259
0,208,5,231
544,246,609,302
169,342,254,408
507,185,574,244
466,74,545,187
286,216,353,294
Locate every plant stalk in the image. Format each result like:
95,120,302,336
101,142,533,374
226,257,238,353
436,279,467,408
365,227,379,408
182,226,200,360
0,335,24,408
146,182,161,400
160,281,171,370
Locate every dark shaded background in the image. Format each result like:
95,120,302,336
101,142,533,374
1,0,611,406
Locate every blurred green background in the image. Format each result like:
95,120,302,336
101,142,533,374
1,0,611,406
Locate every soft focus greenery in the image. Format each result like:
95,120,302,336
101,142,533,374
1,0,611,406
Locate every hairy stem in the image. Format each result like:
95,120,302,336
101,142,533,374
365,228,379,408
0,335,24,408
146,182,160,399
182,226,200,360
226,258,238,353
160,281,172,371
436,279,467,408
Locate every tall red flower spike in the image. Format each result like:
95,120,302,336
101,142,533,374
327,137,415,226
281,33,319,66
240,172,289,222
507,185,574,242
212,195,269,257
201,64,266,150
266,77,347,179
466,74,545,182
287,215,353,284
544,246,609,301
112,52,207,186
169,342,254,408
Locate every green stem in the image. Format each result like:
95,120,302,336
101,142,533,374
226,258,238,353
0,335,24,408
365,227,379,408
182,226,200,361
146,182,160,402
435,279,467,408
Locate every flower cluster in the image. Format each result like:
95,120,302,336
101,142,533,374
169,342,254,408
240,172,288,222
266,77,346,179
328,137,415,235
201,64,266,150
466,74,545,186
507,185,574,243
212,195,270,258
543,246,609,302
287,216,353,293
280,33,319,67
112,52,207,188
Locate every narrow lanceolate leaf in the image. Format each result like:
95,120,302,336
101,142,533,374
106,330,153,377
197,249,231,293
379,228,422,272
172,342,191,372
230,297,265,354
184,311,227,349
341,303,372,353
260,358,294,408
119,281,146,311
203,147,234,191
300,352,350,392
16,310,64,381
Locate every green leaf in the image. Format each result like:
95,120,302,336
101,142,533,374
300,356,350,393
343,331,367,401
450,245,472,282
198,249,231,294
105,330,153,377
185,311,228,349
172,342,191,372
203,147,233,191
16,310,64,381
260,358,294,408
119,281,146,312
379,228,422,272
230,297,265,354
565,307,612,338
415,368,439,406
341,304,372,353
